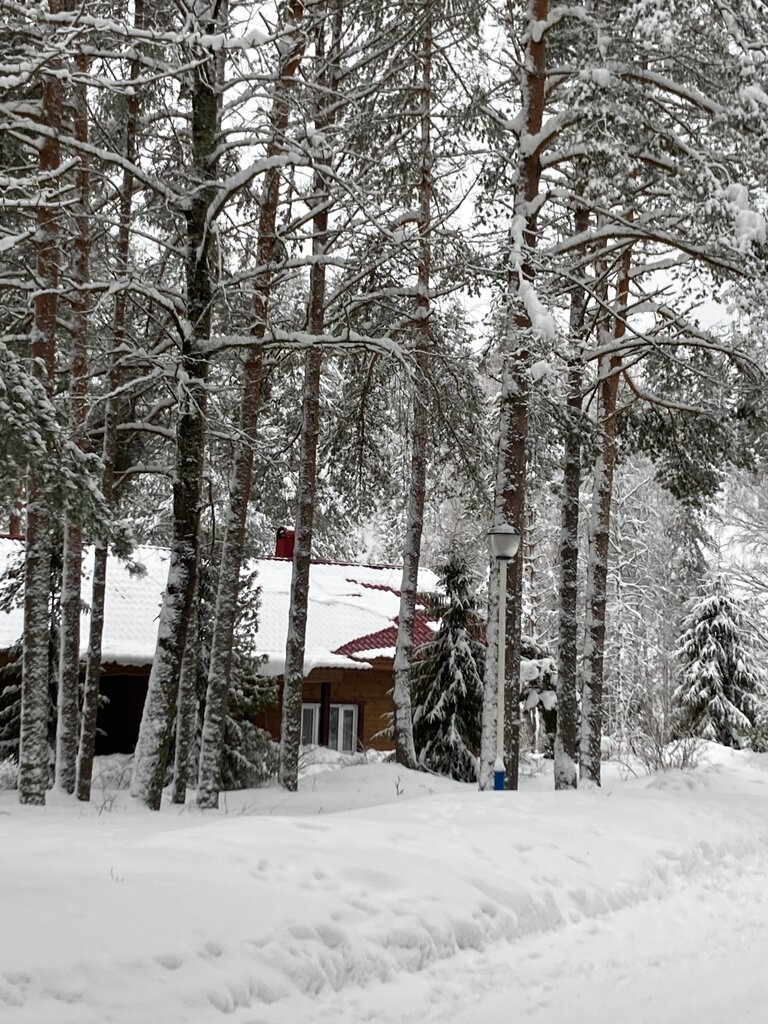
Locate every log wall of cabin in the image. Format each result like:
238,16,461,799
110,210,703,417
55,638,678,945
255,661,394,752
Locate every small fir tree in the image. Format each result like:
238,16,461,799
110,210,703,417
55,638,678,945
674,577,766,748
411,554,485,781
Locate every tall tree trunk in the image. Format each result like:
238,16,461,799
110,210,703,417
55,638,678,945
196,0,306,808
9,485,23,538
496,351,528,792
172,592,199,805
278,348,322,790
131,8,221,810
77,0,144,801
392,0,433,770
279,0,341,792
579,244,631,785
19,5,64,806
483,0,548,791
56,53,91,794
553,201,589,791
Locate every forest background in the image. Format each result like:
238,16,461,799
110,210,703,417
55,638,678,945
1,0,767,809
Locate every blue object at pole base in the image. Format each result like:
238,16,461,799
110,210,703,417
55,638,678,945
493,768,505,791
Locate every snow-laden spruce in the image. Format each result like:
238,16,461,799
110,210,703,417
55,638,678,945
674,576,766,748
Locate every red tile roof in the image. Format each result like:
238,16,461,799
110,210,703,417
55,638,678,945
334,611,436,659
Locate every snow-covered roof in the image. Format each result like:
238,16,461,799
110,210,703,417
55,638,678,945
255,558,439,675
0,539,439,676
0,539,170,668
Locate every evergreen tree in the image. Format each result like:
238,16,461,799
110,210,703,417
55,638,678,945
674,577,766,748
411,554,485,782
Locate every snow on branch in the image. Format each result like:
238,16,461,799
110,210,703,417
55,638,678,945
203,329,401,357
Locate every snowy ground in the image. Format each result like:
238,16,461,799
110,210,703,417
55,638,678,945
2,746,768,1024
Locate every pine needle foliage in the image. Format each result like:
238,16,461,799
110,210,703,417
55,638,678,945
673,576,766,748
411,554,485,781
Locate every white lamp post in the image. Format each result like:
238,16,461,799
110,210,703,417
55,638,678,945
487,522,521,791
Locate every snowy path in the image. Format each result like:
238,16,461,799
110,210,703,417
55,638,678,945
2,750,768,1024
313,853,768,1024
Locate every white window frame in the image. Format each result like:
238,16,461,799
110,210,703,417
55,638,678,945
300,702,321,747
328,703,358,754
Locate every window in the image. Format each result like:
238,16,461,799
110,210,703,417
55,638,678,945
329,704,358,754
299,701,359,754
301,703,320,746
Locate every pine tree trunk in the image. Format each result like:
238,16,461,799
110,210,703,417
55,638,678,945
19,7,64,806
553,202,589,791
279,345,323,791
485,0,547,791
56,524,82,794
197,0,306,807
20,481,54,805
579,246,631,785
77,0,144,801
9,485,23,538
553,357,583,790
172,594,199,805
495,352,528,792
279,1,340,792
392,0,433,771
131,9,221,810
56,55,91,794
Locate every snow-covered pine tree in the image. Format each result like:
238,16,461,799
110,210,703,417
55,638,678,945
411,554,484,782
674,576,766,748
76,0,145,803
279,0,341,793
131,1,225,810
17,0,64,805
197,0,307,808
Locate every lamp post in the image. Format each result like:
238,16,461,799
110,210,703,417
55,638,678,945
487,522,521,791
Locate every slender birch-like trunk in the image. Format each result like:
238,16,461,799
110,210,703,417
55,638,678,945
479,557,500,789
482,0,548,791
198,0,307,806
77,0,144,801
553,202,589,791
132,8,221,810
56,54,91,794
392,0,433,770
279,0,341,791
579,244,631,785
19,6,64,805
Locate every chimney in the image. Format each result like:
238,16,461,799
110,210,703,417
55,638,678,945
275,526,295,560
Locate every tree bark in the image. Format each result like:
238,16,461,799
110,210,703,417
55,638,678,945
19,3,64,806
392,0,433,771
553,201,589,791
196,0,306,807
56,52,91,795
279,348,322,790
77,0,144,802
279,0,341,791
483,0,548,791
132,6,221,810
579,244,631,785
171,592,199,805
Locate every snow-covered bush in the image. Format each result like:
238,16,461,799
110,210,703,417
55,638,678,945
91,754,133,791
222,715,278,790
631,732,702,774
0,756,18,790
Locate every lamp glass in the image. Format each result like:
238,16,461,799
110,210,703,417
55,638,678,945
487,523,521,562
